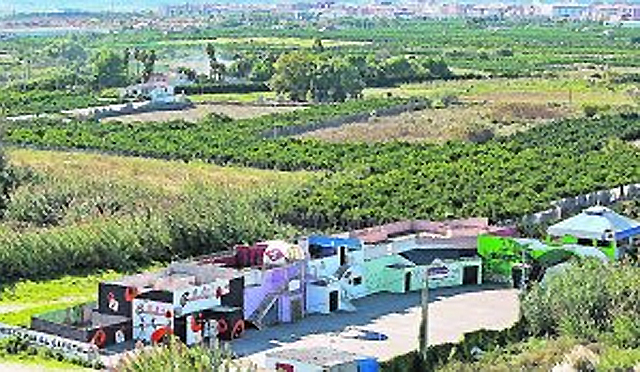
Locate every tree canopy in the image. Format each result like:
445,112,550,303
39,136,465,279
270,51,364,102
90,49,128,89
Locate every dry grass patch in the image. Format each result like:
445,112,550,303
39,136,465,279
8,148,313,194
300,101,572,143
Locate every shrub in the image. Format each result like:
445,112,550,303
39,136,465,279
176,82,269,96
521,259,640,347
598,345,640,370
114,336,256,372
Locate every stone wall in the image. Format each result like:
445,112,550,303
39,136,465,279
514,183,640,226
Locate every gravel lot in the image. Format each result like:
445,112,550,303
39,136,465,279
232,285,519,368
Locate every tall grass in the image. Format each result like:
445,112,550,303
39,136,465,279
0,187,296,284
114,336,256,372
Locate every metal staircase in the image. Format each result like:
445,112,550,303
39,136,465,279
247,264,304,329
247,289,283,330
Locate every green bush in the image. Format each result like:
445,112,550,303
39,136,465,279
114,336,255,372
522,259,640,347
381,319,530,371
598,345,640,371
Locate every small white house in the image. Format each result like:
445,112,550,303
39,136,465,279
123,82,179,104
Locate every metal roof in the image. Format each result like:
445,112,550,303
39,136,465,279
266,347,362,366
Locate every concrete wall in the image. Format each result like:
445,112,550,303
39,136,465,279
364,255,408,294
306,281,342,314
516,183,640,226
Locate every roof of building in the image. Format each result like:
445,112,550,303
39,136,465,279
349,218,514,244
399,248,477,266
112,260,241,292
266,347,363,366
547,206,640,240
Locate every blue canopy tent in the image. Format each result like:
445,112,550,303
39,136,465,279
547,206,640,259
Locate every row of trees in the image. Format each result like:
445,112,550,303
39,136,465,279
226,48,453,101
91,48,158,90
269,52,452,102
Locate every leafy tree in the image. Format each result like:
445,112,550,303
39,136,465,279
228,54,254,79
270,51,315,101
90,49,127,89
271,52,363,102
312,37,325,52
250,59,275,82
205,43,226,82
142,49,157,82
131,49,157,83
177,66,197,82
310,56,364,102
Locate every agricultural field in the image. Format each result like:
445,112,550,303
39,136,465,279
7,148,313,194
300,100,572,143
101,103,300,122
298,74,636,143
151,37,370,48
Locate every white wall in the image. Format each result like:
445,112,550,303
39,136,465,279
308,255,341,279
305,281,341,314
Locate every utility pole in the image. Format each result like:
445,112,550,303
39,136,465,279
419,267,429,360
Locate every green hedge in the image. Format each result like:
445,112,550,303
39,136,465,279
175,82,269,95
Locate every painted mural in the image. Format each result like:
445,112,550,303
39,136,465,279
132,299,174,343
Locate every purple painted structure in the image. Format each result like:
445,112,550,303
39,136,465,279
243,261,305,327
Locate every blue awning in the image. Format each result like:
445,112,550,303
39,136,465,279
308,235,362,248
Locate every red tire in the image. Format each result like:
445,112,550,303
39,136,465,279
231,320,245,339
217,318,228,335
91,329,107,349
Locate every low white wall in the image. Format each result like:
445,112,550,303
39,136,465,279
0,322,100,363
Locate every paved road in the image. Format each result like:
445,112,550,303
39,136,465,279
232,285,519,368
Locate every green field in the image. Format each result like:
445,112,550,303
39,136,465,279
0,271,120,326
153,37,370,48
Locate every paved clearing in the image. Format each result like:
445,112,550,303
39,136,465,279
232,285,519,368
101,103,299,123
